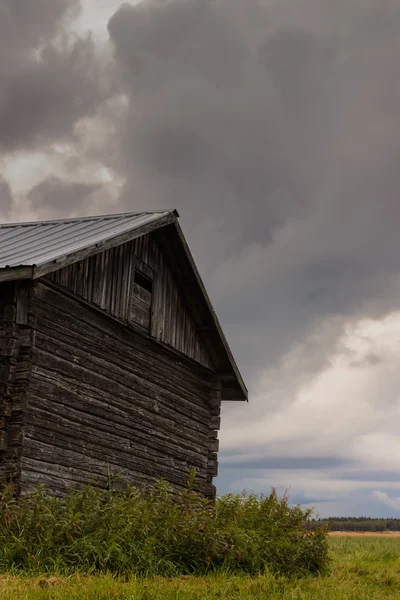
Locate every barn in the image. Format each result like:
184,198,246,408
0,210,247,499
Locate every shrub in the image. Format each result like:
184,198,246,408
0,475,330,577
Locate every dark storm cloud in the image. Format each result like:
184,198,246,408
27,176,101,216
0,177,13,218
0,0,108,153
108,0,311,244
106,0,400,376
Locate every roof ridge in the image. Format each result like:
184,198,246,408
0,209,178,229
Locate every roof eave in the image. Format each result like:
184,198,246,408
0,265,34,282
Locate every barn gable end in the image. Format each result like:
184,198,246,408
47,231,214,370
0,210,247,498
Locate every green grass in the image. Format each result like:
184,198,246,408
1,537,400,599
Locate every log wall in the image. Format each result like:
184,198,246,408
19,281,219,497
0,283,33,492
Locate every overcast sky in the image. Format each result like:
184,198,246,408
2,0,400,517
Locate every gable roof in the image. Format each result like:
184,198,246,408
0,210,247,402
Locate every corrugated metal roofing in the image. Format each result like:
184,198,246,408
0,211,174,269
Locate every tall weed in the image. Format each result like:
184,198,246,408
0,475,329,577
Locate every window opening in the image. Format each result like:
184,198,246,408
130,267,154,331
134,270,153,294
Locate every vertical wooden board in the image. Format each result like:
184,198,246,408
100,252,107,310
106,248,113,313
150,272,160,340
125,245,134,320
95,253,102,308
114,246,121,316
151,236,157,270
45,234,215,369
163,271,170,343
15,286,29,325
85,257,92,304
88,255,96,304
57,265,64,289
93,253,102,307
82,257,87,302
142,233,149,264
172,281,179,349
78,260,84,298
110,247,117,315
175,296,183,354
168,271,174,344
116,245,124,317
136,236,142,259
117,245,123,317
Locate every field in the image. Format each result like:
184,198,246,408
330,531,400,538
1,537,400,599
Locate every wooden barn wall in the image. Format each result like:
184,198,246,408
19,282,219,497
48,235,214,370
0,283,33,491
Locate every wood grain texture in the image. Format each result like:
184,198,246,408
19,282,218,497
48,233,214,370
0,282,34,492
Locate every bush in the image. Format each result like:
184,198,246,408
0,475,330,577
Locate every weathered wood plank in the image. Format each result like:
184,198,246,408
0,282,33,493
18,281,214,495
33,289,212,411
15,286,29,325
47,231,215,369
32,322,211,420
23,426,206,486
31,366,210,439
27,382,210,461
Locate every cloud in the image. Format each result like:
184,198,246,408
0,0,109,154
27,176,102,218
372,491,400,513
105,0,400,382
214,312,400,511
0,177,13,218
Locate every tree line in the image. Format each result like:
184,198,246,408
310,517,400,532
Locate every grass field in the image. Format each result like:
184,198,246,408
330,531,400,537
1,537,400,599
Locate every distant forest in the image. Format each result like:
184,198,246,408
311,517,400,532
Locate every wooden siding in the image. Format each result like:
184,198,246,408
48,242,135,320
19,282,218,497
48,234,214,370
0,283,33,491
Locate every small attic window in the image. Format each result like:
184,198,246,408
130,268,154,331
134,270,153,294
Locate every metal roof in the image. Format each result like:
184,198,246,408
0,211,174,269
